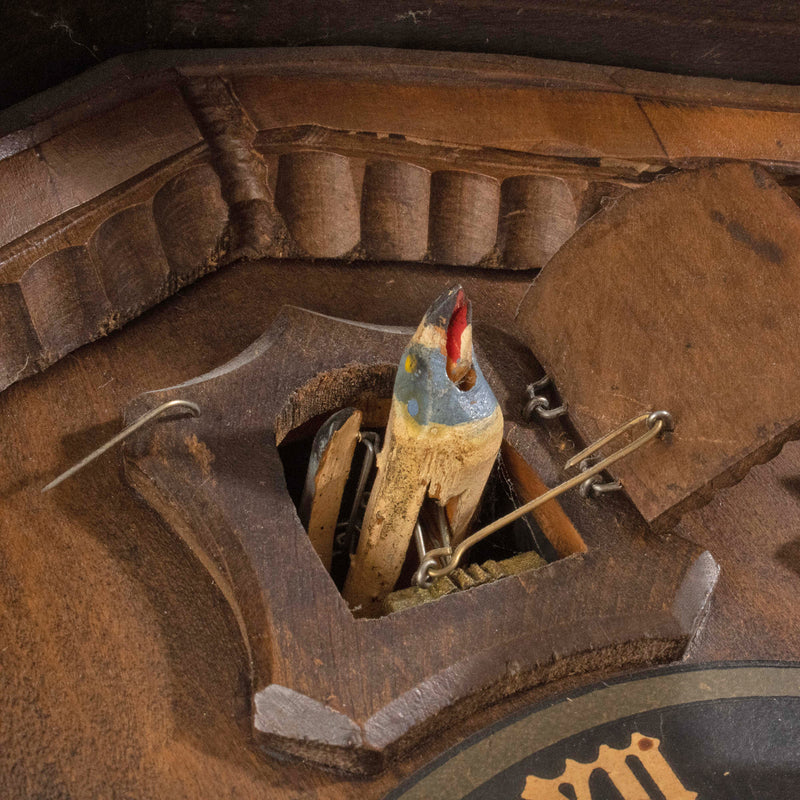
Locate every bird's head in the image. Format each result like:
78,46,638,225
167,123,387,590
393,285,499,428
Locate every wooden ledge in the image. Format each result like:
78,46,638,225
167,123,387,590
5,48,800,400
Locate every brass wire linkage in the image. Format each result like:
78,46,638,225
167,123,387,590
416,410,674,586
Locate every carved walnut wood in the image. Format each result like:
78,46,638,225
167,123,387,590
5,49,800,798
6,49,800,394
120,306,716,772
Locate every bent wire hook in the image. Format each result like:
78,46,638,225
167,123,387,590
416,410,674,586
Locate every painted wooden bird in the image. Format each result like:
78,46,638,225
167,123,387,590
343,285,504,614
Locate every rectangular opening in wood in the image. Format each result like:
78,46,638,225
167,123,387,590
279,393,586,619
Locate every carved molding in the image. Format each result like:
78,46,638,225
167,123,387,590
3,48,800,393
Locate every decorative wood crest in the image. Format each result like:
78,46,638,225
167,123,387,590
6,49,800,396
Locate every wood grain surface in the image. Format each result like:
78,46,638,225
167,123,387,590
518,163,800,531
3,49,800,797
303,408,362,571
117,305,710,771
2,257,800,797
9,2,800,108
9,49,800,397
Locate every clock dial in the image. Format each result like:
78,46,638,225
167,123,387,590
389,663,800,799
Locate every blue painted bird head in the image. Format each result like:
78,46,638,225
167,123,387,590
393,286,499,428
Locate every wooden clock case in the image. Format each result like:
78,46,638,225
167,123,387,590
3,47,800,797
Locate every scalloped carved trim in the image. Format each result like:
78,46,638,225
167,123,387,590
3,49,800,395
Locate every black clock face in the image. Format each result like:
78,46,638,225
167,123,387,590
387,663,800,800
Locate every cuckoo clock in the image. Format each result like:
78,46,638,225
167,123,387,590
4,45,800,799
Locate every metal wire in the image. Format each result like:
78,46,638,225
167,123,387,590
41,399,201,493
417,410,673,585
523,375,568,421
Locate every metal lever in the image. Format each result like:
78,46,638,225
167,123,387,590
416,410,674,585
